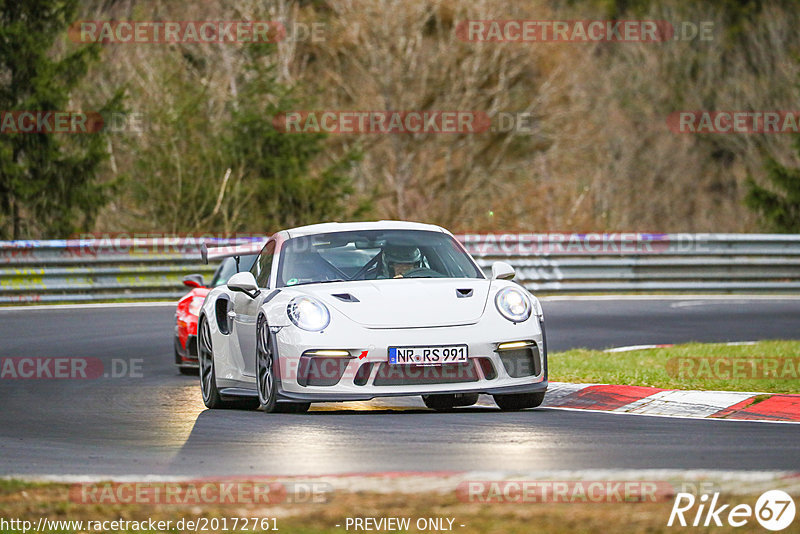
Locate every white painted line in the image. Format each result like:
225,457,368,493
670,300,757,308
0,302,177,311
605,344,673,353
604,341,761,353
540,295,800,301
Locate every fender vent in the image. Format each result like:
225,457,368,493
332,293,359,303
215,296,231,335
456,288,473,298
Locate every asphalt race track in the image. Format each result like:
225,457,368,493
1,297,799,477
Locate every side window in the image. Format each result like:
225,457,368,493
254,241,276,288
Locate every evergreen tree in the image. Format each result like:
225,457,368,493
0,0,120,239
130,42,367,234
226,45,366,231
745,144,800,232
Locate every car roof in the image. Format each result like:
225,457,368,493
284,221,449,239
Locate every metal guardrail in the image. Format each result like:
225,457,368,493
0,237,259,303
0,233,799,303
462,233,800,293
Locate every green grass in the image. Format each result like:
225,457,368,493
0,479,42,496
550,340,800,393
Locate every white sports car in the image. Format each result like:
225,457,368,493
197,221,547,413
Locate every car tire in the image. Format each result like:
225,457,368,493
493,392,546,411
422,393,480,411
198,316,228,409
198,317,258,410
179,366,198,376
256,315,281,413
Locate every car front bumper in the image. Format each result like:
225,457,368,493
271,316,548,402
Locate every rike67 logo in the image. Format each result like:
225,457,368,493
668,490,796,531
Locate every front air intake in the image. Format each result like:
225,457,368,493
372,362,478,386
354,362,373,386
297,355,350,386
497,345,541,378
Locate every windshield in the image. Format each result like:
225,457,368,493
277,230,483,287
210,254,258,287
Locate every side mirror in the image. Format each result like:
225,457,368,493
227,271,260,299
491,261,516,280
183,274,205,288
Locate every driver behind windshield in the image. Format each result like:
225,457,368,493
382,245,422,278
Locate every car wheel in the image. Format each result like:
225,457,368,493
198,316,226,409
422,393,479,411
493,392,546,411
256,315,280,413
199,317,257,410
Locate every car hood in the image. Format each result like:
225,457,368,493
294,278,491,328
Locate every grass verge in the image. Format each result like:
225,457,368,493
550,340,800,393
0,480,784,534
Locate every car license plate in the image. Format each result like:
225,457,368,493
388,345,468,365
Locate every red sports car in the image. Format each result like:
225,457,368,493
174,248,260,374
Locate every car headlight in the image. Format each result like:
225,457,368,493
495,287,531,323
188,295,205,316
287,296,330,331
